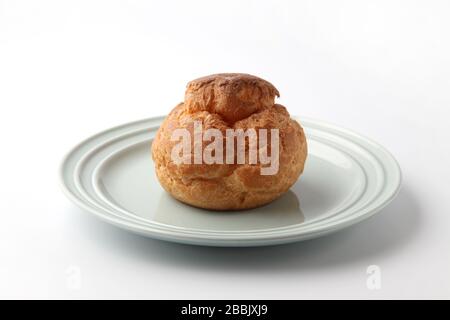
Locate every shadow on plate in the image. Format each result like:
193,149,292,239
69,186,420,273
152,190,304,230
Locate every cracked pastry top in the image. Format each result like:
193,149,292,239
151,73,308,210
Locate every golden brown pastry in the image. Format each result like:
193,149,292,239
151,73,307,210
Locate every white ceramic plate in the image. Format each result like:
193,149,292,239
60,116,401,247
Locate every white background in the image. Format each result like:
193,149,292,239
1,0,449,299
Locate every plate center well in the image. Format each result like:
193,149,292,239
93,137,365,232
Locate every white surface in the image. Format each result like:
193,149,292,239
0,0,449,298
60,116,401,246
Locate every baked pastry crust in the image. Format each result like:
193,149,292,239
152,73,307,210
